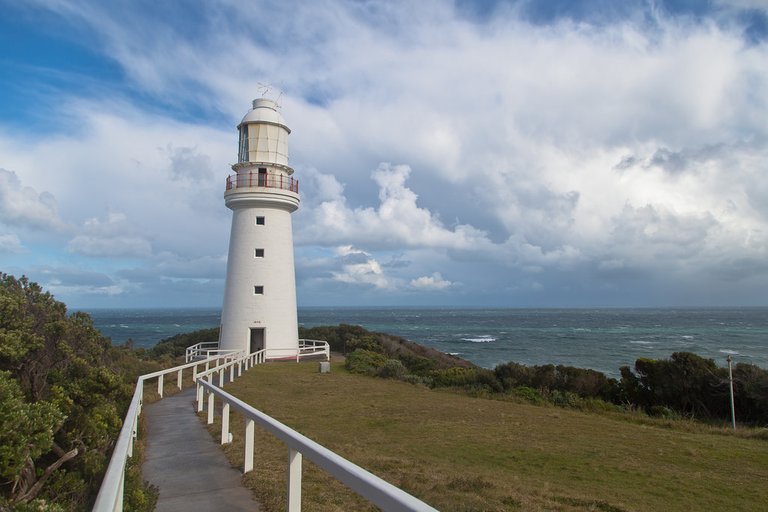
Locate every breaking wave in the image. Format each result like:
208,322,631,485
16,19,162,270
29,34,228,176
462,335,496,343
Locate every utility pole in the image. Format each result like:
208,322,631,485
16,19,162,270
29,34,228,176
726,355,736,430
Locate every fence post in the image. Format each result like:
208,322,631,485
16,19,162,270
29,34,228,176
230,364,235,382
157,374,164,398
221,403,230,444
116,471,125,512
197,384,204,412
244,419,255,473
207,391,215,424
287,448,302,512
128,416,135,458
138,382,144,416
177,369,183,390
219,368,225,387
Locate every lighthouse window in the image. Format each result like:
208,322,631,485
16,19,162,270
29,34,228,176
255,216,265,225
254,248,264,258
238,125,249,162
254,286,264,295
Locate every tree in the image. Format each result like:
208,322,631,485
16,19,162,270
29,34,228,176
0,274,132,508
628,352,728,420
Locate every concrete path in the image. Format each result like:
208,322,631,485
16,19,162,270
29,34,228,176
142,387,260,511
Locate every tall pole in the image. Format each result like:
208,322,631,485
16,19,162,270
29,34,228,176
726,355,736,430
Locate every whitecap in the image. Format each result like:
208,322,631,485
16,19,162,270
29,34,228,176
630,340,654,345
448,352,462,356
719,349,739,355
461,336,496,343
119,324,129,328
681,335,694,340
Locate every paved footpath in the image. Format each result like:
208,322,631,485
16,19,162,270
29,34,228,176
142,387,260,511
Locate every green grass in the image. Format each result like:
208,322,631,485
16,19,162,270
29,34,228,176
204,360,768,511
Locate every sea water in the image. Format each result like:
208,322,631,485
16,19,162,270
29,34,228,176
87,307,768,377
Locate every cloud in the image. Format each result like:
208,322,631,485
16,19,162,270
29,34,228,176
67,212,153,258
0,233,23,253
2,1,768,306
297,163,493,251
118,252,227,281
410,272,453,291
166,145,213,182
0,169,66,231
331,246,394,290
32,266,125,298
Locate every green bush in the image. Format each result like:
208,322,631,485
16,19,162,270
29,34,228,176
512,386,544,405
149,327,220,360
429,367,503,393
402,374,432,386
551,390,580,409
345,349,388,375
375,359,408,380
648,405,684,420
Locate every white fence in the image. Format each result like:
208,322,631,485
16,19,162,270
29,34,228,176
94,340,438,512
185,342,239,362
92,352,242,511
196,370,439,512
186,339,330,363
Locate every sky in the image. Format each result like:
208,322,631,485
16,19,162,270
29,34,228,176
0,0,767,309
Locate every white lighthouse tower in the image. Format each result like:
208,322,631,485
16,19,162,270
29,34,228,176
219,98,300,359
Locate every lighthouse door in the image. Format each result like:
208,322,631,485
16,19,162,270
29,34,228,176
249,328,265,354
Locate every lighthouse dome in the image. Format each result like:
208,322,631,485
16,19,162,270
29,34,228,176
239,98,290,133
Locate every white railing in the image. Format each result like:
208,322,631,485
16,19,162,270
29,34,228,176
96,339,435,512
197,370,439,512
299,338,331,360
186,342,239,362
92,352,242,512
187,339,331,363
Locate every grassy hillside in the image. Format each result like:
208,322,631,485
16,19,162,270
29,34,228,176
208,360,768,512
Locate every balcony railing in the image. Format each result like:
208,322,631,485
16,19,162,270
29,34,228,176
226,171,298,193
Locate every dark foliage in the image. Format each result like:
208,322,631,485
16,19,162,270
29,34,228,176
494,362,619,402
148,327,220,360
0,274,158,510
323,323,768,426
300,323,475,372
620,352,768,424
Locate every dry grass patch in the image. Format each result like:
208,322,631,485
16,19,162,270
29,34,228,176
202,361,768,511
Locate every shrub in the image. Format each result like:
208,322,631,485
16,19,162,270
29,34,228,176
402,374,432,386
512,386,544,405
551,390,580,409
149,327,219,360
375,359,408,380
648,405,684,420
345,349,388,375
429,367,503,393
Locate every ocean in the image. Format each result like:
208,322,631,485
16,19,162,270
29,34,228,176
86,307,768,377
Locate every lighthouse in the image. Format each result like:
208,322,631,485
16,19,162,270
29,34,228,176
219,98,300,358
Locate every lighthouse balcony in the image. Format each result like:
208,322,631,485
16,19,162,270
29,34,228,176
225,171,298,193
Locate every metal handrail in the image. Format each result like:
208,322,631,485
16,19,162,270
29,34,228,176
225,170,298,193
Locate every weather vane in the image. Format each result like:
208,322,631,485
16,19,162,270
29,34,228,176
255,82,283,107
256,82,272,97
